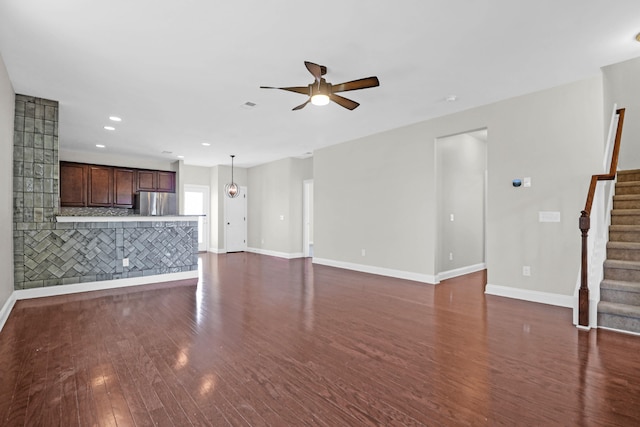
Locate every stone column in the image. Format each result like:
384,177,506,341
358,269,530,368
13,95,59,289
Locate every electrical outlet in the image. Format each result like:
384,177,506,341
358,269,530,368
361,249,366,257
522,266,531,276
123,258,129,267
449,252,453,261
450,214,454,222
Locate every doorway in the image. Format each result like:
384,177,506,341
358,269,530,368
303,180,314,257
184,185,210,252
435,129,487,281
224,186,247,253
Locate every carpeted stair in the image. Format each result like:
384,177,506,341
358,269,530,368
599,169,640,333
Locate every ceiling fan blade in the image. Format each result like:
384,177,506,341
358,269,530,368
260,85,309,95
304,61,325,81
331,76,380,93
330,94,360,110
292,99,311,111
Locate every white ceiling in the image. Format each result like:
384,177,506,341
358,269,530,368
1,1,639,168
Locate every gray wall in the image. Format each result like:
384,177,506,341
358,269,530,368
0,52,14,309
602,56,640,170
436,132,486,274
247,157,313,255
315,76,603,295
182,164,211,186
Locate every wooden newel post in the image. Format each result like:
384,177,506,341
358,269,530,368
579,210,591,327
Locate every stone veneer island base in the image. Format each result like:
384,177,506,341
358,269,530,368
14,216,199,294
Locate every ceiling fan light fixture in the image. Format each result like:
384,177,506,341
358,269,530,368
311,94,330,106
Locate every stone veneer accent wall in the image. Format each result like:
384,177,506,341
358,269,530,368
13,95,59,289
21,221,198,288
13,95,198,290
13,94,59,224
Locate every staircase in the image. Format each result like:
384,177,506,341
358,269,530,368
599,169,640,333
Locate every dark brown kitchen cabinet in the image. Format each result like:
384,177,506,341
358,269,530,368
136,170,156,192
136,170,176,193
59,161,176,208
87,165,113,207
113,168,135,208
60,163,87,207
157,171,176,192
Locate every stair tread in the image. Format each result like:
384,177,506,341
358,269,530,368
607,241,640,249
612,209,640,215
604,259,640,270
616,181,640,187
609,225,640,231
613,194,640,200
601,279,640,292
618,169,640,175
598,301,640,317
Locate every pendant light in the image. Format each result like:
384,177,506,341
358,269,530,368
224,154,239,198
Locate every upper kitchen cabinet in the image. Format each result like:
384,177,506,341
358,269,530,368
87,165,113,207
136,170,176,193
60,162,177,208
136,170,156,192
113,168,135,208
157,171,176,192
60,162,87,207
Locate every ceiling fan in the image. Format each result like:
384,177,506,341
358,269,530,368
260,61,380,111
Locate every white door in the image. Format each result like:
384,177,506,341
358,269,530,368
225,186,247,252
184,185,210,252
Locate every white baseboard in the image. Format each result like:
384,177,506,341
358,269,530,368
598,325,640,336
485,283,573,308
208,247,226,254
437,263,486,282
0,291,17,333
247,247,304,259
312,258,437,284
14,270,199,301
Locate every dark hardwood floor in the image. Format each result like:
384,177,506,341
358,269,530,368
2,253,640,426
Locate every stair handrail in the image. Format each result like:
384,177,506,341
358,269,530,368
578,107,625,327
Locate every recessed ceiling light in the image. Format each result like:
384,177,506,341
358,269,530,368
636,32,640,42
201,142,211,146
177,155,184,159
96,144,106,148
109,116,122,122
446,95,457,102
104,126,115,130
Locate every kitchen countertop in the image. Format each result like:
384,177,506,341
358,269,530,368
56,215,200,223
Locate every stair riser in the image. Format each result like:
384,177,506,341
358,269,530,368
613,200,640,210
598,312,640,333
609,230,640,243
609,228,640,242
600,288,640,305
615,185,640,195
611,215,640,225
606,248,640,262
604,267,640,282
617,172,640,182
